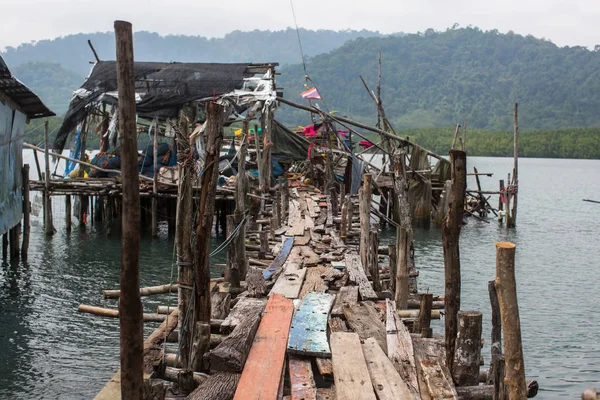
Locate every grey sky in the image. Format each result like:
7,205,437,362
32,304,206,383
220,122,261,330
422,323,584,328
2,0,599,50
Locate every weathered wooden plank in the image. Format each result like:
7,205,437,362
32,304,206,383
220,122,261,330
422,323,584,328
315,358,333,377
220,297,266,334
328,317,348,333
289,357,317,400
326,196,334,226
188,371,240,400
299,266,328,298
331,332,377,400
263,236,294,279
306,196,319,218
316,388,333,400
299,246,320,267
234,294,294,400
343,302,387,355
362,337,415,400
345,253,378,300
294,232,311,246
385,299,420,397
331,286,359,317
288,292,335,357
413,337,458,400
330,230,344,249
304,214,315,229
270,247,307,299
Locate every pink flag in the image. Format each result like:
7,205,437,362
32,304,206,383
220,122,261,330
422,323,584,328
301,86,322,100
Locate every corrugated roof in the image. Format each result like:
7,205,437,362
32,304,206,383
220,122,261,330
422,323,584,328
0,55,55,118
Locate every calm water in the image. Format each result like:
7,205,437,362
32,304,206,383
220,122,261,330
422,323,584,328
1,155,599,399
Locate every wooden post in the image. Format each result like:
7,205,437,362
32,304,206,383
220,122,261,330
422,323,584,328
369,228,381,292
65,195,72,232
451,123,461,150
259,230,268,260
229,137,248,286
413,293,432,334
388,244,397,293
275,177,282,228
225,215,239,287
392,154,412,310
9,223,20,261
487,280,502,385
495,242,526,399
2,234,7,259
510,104,519,228
152,119,159,237
44,120,55,235
493,355,508,400
452,310,482,386
283,179,290,224
21,165,30,261
498,179,504,224
359,174,372,272
193,102,223,327
115,20,143,399
506,173,511,227
340,198,348,239
442,149,466,373
175,112,194,370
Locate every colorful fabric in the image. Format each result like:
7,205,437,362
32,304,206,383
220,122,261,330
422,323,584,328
301,87,322,100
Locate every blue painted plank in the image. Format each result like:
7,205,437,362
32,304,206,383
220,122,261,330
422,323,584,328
263,236,295,279
287,292,335,357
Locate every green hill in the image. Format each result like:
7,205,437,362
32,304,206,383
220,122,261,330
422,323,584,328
277,27,600,131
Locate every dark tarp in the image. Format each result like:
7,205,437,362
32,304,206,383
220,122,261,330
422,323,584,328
272,119,310,161
54,61,252,152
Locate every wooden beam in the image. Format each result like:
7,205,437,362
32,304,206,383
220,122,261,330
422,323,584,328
345,254,378,300
362,337,415,399
343,302,387,356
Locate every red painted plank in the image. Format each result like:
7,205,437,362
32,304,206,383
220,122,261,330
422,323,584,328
289,357,317,400
234,294,294,400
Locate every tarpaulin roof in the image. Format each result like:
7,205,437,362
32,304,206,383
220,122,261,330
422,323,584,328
0,55,55,119
54,61,271,152
272,119,310,161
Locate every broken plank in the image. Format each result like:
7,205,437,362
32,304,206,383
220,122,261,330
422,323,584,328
362,337,415,400
234,294,294,400
385,299,420,397
270,247,306,299
289,357,317,400
345,253,378,300
288,292,335,357
413,337,458,400
306,196,319,218
328,317,348,333
304,214,315,229
331,332,377,400
220,297,266,334
299,246,320,267
299,266,328,298
326,196,333,226
343,302,387,355
263,236,294,279
331,286,359,317
315,358,333,377
294,232,311,246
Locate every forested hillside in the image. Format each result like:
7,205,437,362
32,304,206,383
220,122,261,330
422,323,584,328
2,29,383,77
278,27,600,131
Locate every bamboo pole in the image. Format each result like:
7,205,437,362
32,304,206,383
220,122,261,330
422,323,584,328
443,149,467,373
495,242,526,399
102,283,177,299
78,304,166,322
115,20,143,399
21,165,30,260
43,121,55,236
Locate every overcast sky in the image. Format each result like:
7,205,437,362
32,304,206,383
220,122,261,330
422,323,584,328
2,0,599,50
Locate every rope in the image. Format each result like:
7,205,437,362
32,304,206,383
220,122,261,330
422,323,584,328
290,0,309,80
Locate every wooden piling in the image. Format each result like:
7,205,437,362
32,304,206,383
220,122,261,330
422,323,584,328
487,280,502,385
193,102,224,324
369,228,381,292
44,120,55,236
359,174,372,272
65,195,72,232
151,119,159,238
495,242,526,399
452,310,482,386
510,103,519,228
114,20,143,399
21,165,30,260
225,215,241,288
392,154,412,310
175,112,195,370
2,234,7,259
388,244,397,293
413,293,433,335
443,149,466,373
9,223,20,261
493,355,508,400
